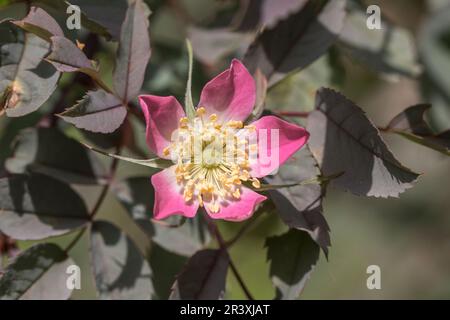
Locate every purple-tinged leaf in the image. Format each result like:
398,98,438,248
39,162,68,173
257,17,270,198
68,0,128,40
0,24,59,117
307,88,419,198
0,243,74,300
169,249,229,300
265,147,331,255
90,220,154,299
113,177,211,256
12,6,63,41
234,0,308,30
0,174,89,240
266,229,319,300
46,36,94,73
58,89,127,133
243,0,346,86
113,0,151,102
385,104,450,156
5,127,107,185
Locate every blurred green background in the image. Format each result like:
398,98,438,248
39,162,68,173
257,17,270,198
1,0,449,299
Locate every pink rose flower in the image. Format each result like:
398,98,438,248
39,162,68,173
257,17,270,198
139,59,309,221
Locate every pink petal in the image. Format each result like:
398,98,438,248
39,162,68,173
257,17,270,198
249,116,309,178
205,187,267,221
139,95,185,159
198,59,255,123
151,166,199,220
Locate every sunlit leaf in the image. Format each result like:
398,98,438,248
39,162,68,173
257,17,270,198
338,7,421,78
58,89,127,133
12,6,63,41
266,229,319,300
307,88,419,198
0,23,59,117
265,147,331,255
265,54,335,113
113,0,151,102
5,127,108,184
0,174,90,240
0,243,74,300
244,0,346,86
90,220,154,299
169,249,229,300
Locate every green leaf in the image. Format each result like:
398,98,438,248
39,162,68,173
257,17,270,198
90,220,154,299
184,39,196,120
169,249,229,300
266,229,320,300
0,174,90,240
338,6,421,78
113,0,151,102
113,177,211,256
5,127,108,184
58,89,127,134
307,88,419,198
385,104,450,156
266,54,335,113
187,26,253,66
265,147,331,255
12,6,63,42
243,0,346,86
0,23,59,117
0,243,74,300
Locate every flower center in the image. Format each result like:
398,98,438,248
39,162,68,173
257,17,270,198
163,107,261,213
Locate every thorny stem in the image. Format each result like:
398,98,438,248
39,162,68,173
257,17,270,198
205,216,255,300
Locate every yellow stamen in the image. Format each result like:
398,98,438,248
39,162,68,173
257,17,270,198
209,114,218,122
196,107,206,116
251,178,261,189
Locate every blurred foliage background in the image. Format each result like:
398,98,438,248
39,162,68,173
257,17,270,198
0,0,449,299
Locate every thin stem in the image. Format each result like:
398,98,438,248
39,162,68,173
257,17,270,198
204,216,254,300
276,111,310,118
225,214,263,248
64,147,121,252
